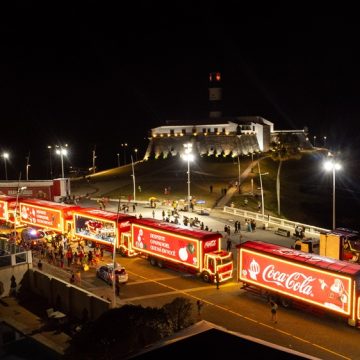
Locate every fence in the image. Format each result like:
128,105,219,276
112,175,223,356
223,206,330,239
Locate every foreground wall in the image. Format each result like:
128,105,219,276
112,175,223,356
25,269,110,321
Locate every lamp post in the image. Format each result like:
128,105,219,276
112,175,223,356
237,154,241,193
323,136,327,148
55,145,68,178
324,158,341,229
313,136,316,147
134,148,138,162
92,147,96,174
25,154,30,181
121,143,128,165
257,161,269,219
182,143,194,212
2,153,9,180
117,153,120,167
47,145,53,179
131,155,136,202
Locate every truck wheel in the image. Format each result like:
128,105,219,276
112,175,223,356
150,258,157,266
202,272,210,283
119,247,126,257
157,260,163,268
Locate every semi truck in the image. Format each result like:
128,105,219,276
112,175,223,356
237,240,360,327
120,218,233,283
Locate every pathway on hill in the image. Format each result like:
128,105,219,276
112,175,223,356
214,160,258,208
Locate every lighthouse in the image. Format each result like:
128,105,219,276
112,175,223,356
209,72,222,118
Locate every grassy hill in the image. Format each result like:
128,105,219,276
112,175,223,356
71,149,360,230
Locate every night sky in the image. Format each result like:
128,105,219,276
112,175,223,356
1,3,359,179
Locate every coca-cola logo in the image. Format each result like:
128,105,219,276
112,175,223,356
204,239,217,249
120,221,130,228
262,265,315,296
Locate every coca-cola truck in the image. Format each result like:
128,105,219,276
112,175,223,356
121,218,233,283
237,240,360,327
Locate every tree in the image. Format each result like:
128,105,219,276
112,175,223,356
271,134,301,216
65,297,194,359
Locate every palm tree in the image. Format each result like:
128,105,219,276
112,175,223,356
271,134,301,216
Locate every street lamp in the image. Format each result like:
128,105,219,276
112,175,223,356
2,153,9,180
131,155,136,202
55,145,68,178
134,148,138,162
323,157,341,229
117,153,120,167
323,136,327,148
47,146,53,179
182,143,194,212
26,164,31,181
313,136,316,147
257,161,269,219
121,143,128,165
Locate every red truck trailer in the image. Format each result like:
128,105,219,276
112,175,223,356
73,208,135,250
123,218,233,283
0,195,17,223
19,198,80,234
237,240,360,327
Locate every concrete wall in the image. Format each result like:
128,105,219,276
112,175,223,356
26,269,110,321
0,263,32,298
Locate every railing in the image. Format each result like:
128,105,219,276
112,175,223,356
223,206,330,239
0,250,32,268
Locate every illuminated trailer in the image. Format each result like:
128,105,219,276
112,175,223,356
73,208,135,250
19,198,80,234
237,240,360,327
122,218,233,283
0,195,17,223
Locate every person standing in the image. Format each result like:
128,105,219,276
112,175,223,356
215,271,220,289
226,238,232,252
9,275,17,297
270,300,278,323
196,300,203,317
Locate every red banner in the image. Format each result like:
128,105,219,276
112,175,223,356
132,224,199,268
240,248,352,315
20,203,62,231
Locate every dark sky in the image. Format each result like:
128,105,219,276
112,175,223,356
1,3,359,179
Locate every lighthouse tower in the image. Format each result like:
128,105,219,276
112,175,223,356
209,72,222,118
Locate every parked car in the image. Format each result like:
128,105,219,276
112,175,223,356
96,263,128,285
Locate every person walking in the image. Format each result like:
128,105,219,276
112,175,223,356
270,300,278,323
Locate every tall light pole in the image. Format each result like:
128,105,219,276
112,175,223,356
2,153,9,180
56,145,68,178
313,136,316,147
131,155,136,202
25,153,30,181
237,154,241,193
257,161,269,219
117,153,120,167
134,148,138,162
324,157,341,230
323,136,327,148
182,143,194,212
92,146,96,174
47,145,53,179
121,143,128,165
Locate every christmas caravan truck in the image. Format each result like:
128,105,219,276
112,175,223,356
0,195,17,224
73,208,134,251
19,198,80,235
237,240,360,327
124,218,233,283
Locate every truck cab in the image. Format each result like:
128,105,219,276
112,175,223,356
202,250,233,283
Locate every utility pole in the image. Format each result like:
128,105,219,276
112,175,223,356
25,152,30,181
92,146,97,174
